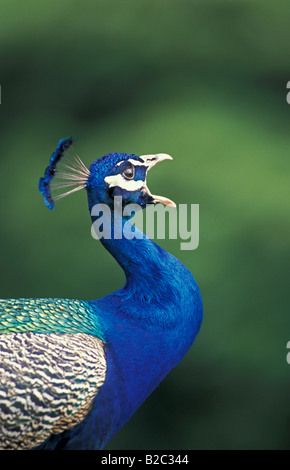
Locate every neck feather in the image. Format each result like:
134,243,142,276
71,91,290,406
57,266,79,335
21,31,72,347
90,206,182,300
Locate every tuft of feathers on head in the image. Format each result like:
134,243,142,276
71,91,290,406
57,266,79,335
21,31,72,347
39,137,90,209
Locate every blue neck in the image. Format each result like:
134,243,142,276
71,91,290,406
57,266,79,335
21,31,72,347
78,202,203,449
91,207,180,300
89,203,202,334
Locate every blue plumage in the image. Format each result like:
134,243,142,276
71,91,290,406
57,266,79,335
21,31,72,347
0,138,203,450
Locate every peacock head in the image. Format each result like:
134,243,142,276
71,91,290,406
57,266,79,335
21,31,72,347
39,137,175,212
87,152,175,211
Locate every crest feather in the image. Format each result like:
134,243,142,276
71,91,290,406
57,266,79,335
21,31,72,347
39,137,90,209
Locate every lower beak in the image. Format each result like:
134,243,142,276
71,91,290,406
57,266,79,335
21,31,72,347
150,194,176,208
140,153,176,208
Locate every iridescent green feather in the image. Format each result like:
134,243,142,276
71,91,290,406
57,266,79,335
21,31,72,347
0,298,103,339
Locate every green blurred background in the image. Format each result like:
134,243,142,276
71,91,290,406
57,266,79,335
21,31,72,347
0,0,289,450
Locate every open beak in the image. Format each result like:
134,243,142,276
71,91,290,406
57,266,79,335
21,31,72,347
139,153,176,208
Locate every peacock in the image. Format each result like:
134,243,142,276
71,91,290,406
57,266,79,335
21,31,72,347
0,137,203,450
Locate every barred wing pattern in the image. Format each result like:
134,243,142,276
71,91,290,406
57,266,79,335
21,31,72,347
0,332,106,449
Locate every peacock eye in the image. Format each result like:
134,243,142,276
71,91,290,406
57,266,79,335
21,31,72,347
122,165,135,180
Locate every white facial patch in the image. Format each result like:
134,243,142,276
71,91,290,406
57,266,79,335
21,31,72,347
104,154,173,193
104,174,144,191
115,159,146,168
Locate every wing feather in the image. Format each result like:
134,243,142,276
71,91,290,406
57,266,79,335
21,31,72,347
0,332,106,449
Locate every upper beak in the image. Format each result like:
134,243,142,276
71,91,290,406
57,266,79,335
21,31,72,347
139,153,176,208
